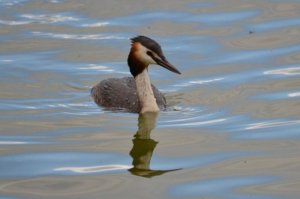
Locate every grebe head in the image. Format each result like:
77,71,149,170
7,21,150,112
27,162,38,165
128,35,181,77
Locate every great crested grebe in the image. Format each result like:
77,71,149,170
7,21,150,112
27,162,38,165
91,35,181,113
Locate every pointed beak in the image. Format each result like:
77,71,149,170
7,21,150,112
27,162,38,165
156,58,181,75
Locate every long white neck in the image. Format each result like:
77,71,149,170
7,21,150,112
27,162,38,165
135,69,159,113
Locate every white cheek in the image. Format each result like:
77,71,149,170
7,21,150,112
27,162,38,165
136,44,156,64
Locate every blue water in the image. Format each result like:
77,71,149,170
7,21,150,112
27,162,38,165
0,0,300,199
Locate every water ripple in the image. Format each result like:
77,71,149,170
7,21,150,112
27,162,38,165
254,90,300,100
288,92,300,98
79,64,114,72
55,164,131,174
0,0,27,6
169,176,278,199
81,22,110,27
1,1,300,198
235,119,300,139
205,45,300,65
159,109,233,129
173,77,225,88
245,120,300,130
32,31,125,40
264,67,300,76
0,141,27,145
160,118,227,128
249,18,300,32
0,13,80,26
0,19,29,25
99,10,259,26
0,152,130,177
21,13,79,23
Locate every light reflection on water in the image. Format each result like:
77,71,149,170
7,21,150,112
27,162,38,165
32,31,125,40
0,0,300,199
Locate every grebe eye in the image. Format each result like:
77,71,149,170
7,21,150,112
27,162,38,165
146,51,153,56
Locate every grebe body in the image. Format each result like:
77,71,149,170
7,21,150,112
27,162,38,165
91,36,181,113
91,77,166,113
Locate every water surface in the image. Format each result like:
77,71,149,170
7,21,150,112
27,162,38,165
1,0,300,199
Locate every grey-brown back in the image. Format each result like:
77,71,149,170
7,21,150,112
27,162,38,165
91,77,166,113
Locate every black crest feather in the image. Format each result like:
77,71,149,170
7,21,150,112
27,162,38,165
130,36,165,58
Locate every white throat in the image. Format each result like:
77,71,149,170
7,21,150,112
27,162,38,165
135,69,159,113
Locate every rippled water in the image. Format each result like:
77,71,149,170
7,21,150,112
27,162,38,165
1,0,300,198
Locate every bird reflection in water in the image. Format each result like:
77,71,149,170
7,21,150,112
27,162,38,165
128,112,180,178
